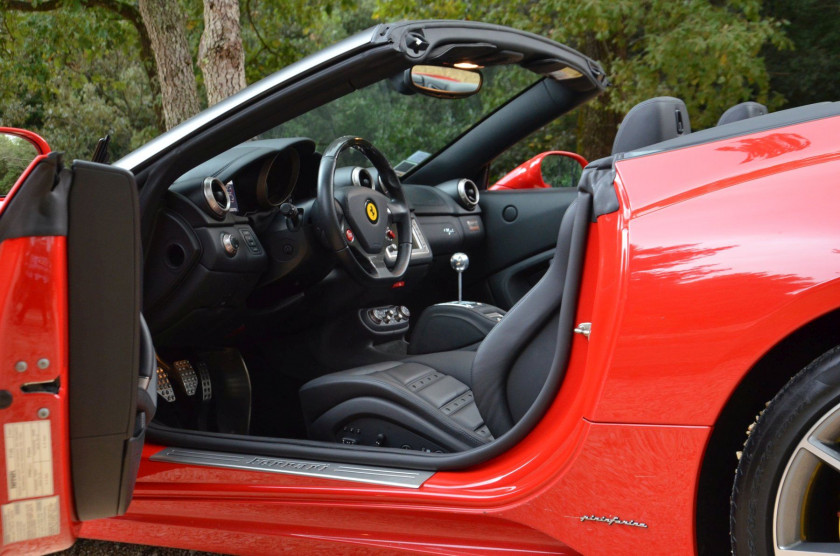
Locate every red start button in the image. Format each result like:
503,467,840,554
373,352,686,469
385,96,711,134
345,228,355,242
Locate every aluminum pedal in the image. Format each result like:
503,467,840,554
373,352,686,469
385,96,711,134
156,366,176,402
173,360,198,396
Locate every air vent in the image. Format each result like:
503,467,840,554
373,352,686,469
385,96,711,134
351,167,374,189
202,177,231,218
457,179,480,210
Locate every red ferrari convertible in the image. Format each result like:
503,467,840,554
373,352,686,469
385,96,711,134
2,20,839,555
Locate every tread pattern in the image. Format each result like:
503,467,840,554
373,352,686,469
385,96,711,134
730,345,840,554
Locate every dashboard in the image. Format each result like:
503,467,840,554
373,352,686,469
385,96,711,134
144,138,484,345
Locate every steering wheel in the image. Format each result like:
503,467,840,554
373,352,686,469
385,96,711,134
314,136,412,284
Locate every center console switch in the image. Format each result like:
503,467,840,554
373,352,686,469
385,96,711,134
361,305,411,335
408,301,506,355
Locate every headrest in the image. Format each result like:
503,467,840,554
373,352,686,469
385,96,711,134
717,101,768,126
611,96,691,154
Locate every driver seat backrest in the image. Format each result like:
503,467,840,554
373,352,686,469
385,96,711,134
299,98,692,452
611,96,691,154
299,193,587,450
469,197,579,435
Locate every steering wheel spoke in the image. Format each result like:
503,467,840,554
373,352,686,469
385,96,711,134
388,199,409,220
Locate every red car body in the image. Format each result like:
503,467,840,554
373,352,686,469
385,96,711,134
490,151,588,191
3,114,838,555
2,21,840,556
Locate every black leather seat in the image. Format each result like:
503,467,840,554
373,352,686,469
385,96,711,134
301,199,580,452
611,96,691,154
717,101,768,126
300,96,692,453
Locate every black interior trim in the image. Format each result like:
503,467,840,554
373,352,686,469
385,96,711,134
147,189,592,471
486,250,555,309
0,153,69,239
407,79,597,185
477,188,576,278
137,45,406,248
68,161,142,520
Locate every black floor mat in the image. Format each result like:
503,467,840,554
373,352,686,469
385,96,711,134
240,343,310,439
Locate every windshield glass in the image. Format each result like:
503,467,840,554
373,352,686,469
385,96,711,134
260,65,538,174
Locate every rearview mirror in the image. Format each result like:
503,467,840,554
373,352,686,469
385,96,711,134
408,65,482,98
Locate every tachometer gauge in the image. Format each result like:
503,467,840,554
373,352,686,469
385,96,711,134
256,148,300,208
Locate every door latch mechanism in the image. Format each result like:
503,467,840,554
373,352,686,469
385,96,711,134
574,322,591,340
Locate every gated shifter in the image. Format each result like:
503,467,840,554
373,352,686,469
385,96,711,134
450,252,469,302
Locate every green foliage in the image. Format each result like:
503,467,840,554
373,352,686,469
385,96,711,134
376,0,790,158
240,0,357,83
0,134,39,195
0,5,160,162
585,0,790,128
763,0,840,108
264,65,535,165
2,0,834,171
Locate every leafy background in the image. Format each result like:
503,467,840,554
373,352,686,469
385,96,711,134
0,0,838,195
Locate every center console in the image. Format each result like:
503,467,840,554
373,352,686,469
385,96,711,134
408,252,506,354
408,301,506,355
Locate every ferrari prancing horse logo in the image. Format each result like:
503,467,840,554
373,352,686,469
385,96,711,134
365,200,378,223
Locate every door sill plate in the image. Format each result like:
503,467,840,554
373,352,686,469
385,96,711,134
150,447,435,488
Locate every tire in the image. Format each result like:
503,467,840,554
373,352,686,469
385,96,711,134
731,345,840,554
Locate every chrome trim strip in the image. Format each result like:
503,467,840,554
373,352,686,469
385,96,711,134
456,178,479,209
203,177,231,217
351,166,373,188
150,447,435,488
115,29,378,172
409,218,431,257
385,218,431,265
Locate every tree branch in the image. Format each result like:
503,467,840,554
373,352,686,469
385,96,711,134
2,0,163,129
244,0,279,57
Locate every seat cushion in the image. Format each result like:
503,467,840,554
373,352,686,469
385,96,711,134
300,351,493,451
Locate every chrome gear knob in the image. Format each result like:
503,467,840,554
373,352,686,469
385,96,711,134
450,252,469,301
450,252,469,273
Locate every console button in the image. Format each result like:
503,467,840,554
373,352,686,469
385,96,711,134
221,232,239,256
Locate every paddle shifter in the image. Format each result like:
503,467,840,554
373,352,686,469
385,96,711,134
450,252,469,302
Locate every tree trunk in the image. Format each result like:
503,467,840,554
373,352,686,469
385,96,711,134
576,32,622,160
199,0,247,107
576,104,622,161
138,0,202,130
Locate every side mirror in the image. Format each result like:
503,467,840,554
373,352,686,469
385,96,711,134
0,128,50,197
490,151,588,191
406,65,482,99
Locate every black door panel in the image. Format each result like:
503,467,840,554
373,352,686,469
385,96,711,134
475,188,576,308
485,250,554,309
68,161,144,519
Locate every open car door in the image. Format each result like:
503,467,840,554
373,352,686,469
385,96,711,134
0,128,151,554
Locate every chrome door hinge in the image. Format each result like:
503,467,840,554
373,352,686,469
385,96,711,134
574,322,591,340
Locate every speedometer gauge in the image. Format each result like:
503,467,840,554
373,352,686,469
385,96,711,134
256,148,300,208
